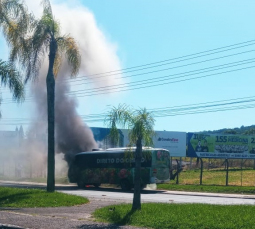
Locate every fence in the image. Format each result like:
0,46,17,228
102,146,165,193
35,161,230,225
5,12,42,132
171,157,255,186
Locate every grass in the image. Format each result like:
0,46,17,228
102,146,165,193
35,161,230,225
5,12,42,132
0,176,69,184
0,187,89,207
170,168,255,186
93,203,255,229
157,168,255,194
157,183,255,194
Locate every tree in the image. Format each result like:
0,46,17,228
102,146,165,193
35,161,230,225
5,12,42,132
0,60,24,110
0,0,27,112
10,0,81,192
105,104,155,210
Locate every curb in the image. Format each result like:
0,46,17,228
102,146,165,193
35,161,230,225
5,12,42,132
0,224,25,229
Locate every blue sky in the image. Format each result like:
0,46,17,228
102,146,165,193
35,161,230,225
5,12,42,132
1,0,255,134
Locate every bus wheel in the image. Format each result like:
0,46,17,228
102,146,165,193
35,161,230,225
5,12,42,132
120,179,131,191
77,180,85,189
94,183,101,188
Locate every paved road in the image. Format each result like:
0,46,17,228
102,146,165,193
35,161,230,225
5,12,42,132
60,187,255,205
1,180,255,205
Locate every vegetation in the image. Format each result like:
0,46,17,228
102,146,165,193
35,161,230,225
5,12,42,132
166,167,255,186
0,0,27,110
9,0,81,192
93,203,255,229
202,124,255,135
0,187,88,207
0,175,69,184
0,60,24,105
157,183,255,194
105,104,155,210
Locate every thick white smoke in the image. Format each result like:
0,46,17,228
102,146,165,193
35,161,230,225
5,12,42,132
26,0,123,87
23,0,123,176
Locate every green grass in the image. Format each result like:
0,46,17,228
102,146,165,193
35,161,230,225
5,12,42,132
170,168,255,186
157,183,255,194
0,187,89,207
0,176,69,184
93,203,255,229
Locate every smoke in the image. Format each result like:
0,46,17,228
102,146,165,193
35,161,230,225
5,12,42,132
23,0,123,170
55,75,97,165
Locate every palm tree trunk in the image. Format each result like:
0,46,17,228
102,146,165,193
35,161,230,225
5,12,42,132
132,137,142,210
46,39,56,192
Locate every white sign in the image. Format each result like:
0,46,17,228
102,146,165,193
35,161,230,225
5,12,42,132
121,129,186,157
153,131,186,157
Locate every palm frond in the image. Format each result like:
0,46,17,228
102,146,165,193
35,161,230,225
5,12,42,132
105,104,133,128
53,50,62,77
105,104,134,146
1,0,32,45
58,36,81,76
41,0,53,17
128,108,155,147
0,59,24,102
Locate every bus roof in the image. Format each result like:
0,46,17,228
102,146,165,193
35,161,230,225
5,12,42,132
76,147,169,155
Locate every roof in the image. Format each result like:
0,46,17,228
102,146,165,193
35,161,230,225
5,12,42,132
76,147,169,155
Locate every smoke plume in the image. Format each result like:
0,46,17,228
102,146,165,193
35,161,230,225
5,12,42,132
25,0,123,167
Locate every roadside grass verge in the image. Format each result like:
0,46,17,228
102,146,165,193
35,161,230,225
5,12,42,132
172,168,255,186
0,187,89,207
157,183,255,195
0,176,69,184
93,203,255,229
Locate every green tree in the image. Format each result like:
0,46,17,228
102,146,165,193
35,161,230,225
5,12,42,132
0,60,24,109
243,128,255,135
105,104,155,210
223,129,237,135
10,0,81,192
0,0,27,112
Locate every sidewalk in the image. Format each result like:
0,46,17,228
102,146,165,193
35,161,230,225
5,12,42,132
0,198,144,229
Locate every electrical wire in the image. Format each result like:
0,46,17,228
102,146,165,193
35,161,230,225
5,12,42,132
2,95,255,124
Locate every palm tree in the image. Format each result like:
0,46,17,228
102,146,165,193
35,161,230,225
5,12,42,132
0,0,27,112
1,0,31,47
10,0,81,192
105,104,155,210
0,60,24,110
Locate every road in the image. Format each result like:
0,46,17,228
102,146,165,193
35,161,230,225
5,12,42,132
1,180,255,205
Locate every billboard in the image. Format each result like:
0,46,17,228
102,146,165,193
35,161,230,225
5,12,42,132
123,130,186,157
91,127,186,157
187,132,255,159
152,131,186,157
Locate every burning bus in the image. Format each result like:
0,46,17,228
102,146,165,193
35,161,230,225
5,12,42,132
68,147,171,191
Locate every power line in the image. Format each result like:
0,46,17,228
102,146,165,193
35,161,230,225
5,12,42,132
77,95,255,119
2,61,255,103
66,39,255,80
68,58,255,95
67,49,255,85
2,95,255,124
67,64,255,97
2,40,255,102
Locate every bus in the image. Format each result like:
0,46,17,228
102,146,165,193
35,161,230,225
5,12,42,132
68,147,171,191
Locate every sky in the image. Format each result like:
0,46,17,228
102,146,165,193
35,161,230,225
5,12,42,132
1,0,255,134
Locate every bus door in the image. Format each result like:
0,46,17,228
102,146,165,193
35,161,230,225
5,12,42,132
151,150,170,183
